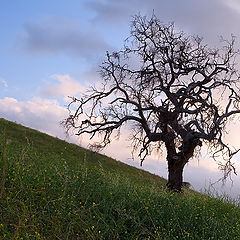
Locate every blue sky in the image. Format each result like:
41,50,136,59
1,0,240,197
0,0,107,100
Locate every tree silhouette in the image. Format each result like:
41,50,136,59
64,14,240,191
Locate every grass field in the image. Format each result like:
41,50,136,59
0,118,240,239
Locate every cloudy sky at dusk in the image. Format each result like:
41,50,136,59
1,0,240,198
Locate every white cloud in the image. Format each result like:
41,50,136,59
0,97,68,139
41,74,85,101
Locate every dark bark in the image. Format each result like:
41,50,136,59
165,136,200,192
167,158,186,192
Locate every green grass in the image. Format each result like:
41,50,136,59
0,118,240,239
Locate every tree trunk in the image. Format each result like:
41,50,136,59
166,158,185,192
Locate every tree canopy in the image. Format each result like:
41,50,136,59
64,14,240,191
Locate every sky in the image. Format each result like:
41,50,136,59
1,0,240,199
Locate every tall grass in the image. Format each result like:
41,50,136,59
0,118,240,239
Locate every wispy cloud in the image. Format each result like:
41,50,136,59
223,0,240,14
40,74,85,101
0,77,8,88
22,17,111,60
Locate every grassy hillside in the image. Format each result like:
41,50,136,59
0,118,240,239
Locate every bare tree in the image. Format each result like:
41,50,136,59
64,14,240,192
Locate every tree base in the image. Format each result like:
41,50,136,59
167,160,185,192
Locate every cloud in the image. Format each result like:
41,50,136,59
184,159,240,197
86,0,138,25
87,0,240,44
41,74,85,101
0,77,8,88
22,17,111,60
0,97,68,139
223,0,240,14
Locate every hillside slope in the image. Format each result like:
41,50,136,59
0,118,240,239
